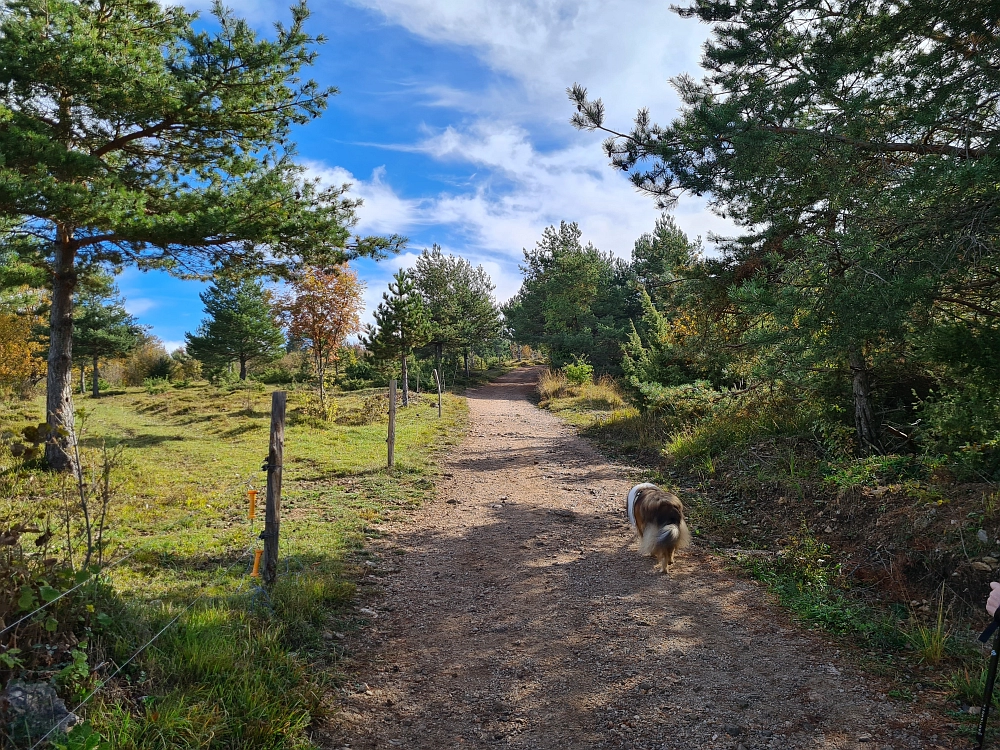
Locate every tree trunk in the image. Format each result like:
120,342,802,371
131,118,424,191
45,237,78,473
318,359,326,412
848,346,882,455
79,365,86,395
401,353,410,407
239,357,247,381
92,356,100,398
464,349,470,379
435,343,442,388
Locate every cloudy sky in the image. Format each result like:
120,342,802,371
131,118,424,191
122,0,733,351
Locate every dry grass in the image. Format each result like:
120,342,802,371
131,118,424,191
537,371,626,413
537,369,569,402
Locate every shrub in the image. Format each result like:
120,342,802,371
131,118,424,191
0,312,44,398
169,349,203,382
917,382,1000,479
664,387,806,464
257,352,310,385
337,392,388,426
562,358,594,386
143,377,171,394
122,341,172,386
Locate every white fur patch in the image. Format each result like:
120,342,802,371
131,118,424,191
627,483,658,530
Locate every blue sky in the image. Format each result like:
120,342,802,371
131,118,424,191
124,0,737,351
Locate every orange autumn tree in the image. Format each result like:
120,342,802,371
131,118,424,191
0,312,44,396
283,264,365,411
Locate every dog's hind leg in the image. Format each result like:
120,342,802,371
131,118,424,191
654,550,669,573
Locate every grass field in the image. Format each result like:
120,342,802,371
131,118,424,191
0,381,467,748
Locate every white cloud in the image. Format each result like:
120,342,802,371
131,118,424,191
160,340,186,354
168,0,737,309
124,297,156,315
347,0,707,124
310,121,731,308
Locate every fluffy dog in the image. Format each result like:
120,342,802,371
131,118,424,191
627,483,691,572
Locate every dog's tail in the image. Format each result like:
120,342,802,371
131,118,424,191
639,520,691,556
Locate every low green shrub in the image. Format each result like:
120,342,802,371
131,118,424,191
562,358,594,386
143,377,170,395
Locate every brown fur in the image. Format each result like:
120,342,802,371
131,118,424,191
632,486,691,573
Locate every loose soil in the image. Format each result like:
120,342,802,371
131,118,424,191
322,368,944,749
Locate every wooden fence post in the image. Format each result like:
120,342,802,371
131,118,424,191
387,379,397,468
262,390,286,585
432,368,442,418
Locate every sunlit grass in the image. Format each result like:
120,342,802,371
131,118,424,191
1,381,466,748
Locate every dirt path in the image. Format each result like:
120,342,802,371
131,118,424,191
324,368,942,750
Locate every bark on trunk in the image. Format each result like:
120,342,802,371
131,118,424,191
45,238,78,473
318,359,326,412
435,344,442,387
848,346,882,455
464,349,470,379
401,353,410,407
79,366,86,395
92,356,100,398
239,358,247,381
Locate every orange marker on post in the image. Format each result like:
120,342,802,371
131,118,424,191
248,489,258,520
250,549,263,578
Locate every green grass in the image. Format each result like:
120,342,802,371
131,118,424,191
1,381,466,748
735,550,908,652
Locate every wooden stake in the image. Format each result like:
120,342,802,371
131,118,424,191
262,391,286,585
432,368,442,418
387,379,397,468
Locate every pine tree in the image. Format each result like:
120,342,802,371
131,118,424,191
503,222,639,371
568,0,1000,452
412,246,502,379
186,277,285,380
364,269,431,406
0,0,402,471
72,277,143,397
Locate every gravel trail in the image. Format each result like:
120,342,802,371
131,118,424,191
325,367,942,749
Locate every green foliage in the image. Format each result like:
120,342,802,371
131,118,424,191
364,269,431,369
737,532,905,650
412,245,503,366
122,339,173,386
561,357,593,386
0,0,402,463
1,380,467,747
168,349,203,383
948,667,1000,709
568,0,1000,455
905,587,951,665
143,377,171,395
73,275,144,395
503,221,640,372
185,277,285,381
821,454,931,491
51,723,112,750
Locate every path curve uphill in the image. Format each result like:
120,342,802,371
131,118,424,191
326,367,937,750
